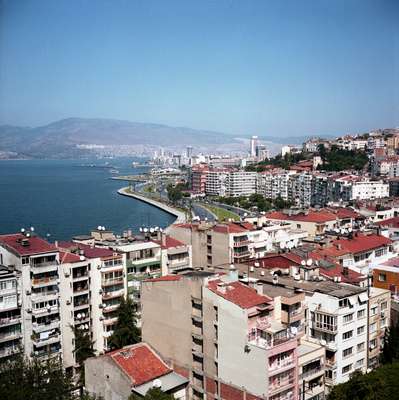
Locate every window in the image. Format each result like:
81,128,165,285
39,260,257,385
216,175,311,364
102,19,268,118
357,342,365,352
343,330,353,340
356,359,364,368
343,347,353,358
296,224,302,229
343,313,353,323
339,299,350,308
375,248,386,257
369,339,377,349
342,364,352,374
381,301,388,311
357,309,366,319
370,306,378,316
21,257,29,265
357,326,365,335
370,322,377,333
378,273,387,282
381,318,387,328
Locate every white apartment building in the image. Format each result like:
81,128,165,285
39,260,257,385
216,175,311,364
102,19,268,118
58,241,127,354
205,169,229,196
0,233,62,361
0,265,22,360
257,170,295,200
225,171,257,197
288,173,314,207
306,283,369,388
334,176,389,201
336,137,368,151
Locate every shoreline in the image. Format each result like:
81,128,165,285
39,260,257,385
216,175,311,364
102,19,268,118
117,187,187,229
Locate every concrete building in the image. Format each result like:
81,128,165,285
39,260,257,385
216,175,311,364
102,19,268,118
288,173,314,207
225,171,257,197
141,271,303,400
250,135,259,157
298,341,325,400
372,256,399,300
0,265,22,360
257,170,295,201
85,342,188,399
367,287,391,369
190,164,209,195
0,233,62,361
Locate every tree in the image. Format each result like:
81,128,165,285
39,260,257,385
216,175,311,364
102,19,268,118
0,353,73,400
380,321,399,365
72,326,95,385
108,296,141,350
327,362,399,400
129,387,174,400
166,184,183,203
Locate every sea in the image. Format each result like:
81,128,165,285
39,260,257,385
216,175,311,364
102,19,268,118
0,158,175,241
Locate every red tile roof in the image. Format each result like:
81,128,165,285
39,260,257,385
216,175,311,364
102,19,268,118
319,264,365,284
108,343,171,386
212,222,252,234
266,210,337,223
247,253,302,269
153,236,185,249
0,233,57,256
376,217,399,228
329,234,392,255
144,275,182,283
207,279,271,309
59,251,82,264
57,241,118,259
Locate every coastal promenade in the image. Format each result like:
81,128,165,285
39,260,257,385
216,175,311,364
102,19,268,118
117,187,187,228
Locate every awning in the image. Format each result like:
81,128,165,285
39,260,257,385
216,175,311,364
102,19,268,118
132,372,189,397
358,292,368,303
348,297,355,306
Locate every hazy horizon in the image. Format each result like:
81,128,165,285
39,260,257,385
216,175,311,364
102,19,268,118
0,0,398,138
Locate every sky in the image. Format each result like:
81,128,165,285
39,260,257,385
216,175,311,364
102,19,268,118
0,0,398,137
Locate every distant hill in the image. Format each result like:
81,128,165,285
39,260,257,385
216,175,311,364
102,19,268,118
0,118,237,158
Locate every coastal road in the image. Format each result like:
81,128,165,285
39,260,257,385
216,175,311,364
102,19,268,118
191,203,216,222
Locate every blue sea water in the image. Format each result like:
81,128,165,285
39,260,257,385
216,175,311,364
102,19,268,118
0,158,175,241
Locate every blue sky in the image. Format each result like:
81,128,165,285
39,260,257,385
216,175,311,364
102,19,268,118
0,0,398,137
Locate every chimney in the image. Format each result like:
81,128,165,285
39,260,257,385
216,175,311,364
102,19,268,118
342,266,349,276
256,282,263,295
161,232,167,247
55,241,58,248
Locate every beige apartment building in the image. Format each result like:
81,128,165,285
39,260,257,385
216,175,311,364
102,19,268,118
141,270,311,400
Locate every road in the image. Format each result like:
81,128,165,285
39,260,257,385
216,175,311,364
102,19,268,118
191,203,216,222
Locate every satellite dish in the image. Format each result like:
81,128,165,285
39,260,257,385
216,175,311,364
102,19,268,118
26,232,31,237
97,225,101,230
301,260,306,266
79,256,85,261
152,379,162,389
260,271,265,276
143,228,148,233
20,228,25,233
77,313,82,319
307,259,313,266
290,326,298,335
335,228,340,233
30,227,35,232
254,262,260,267
139,227,143,232
150,228,155,233
280,242,286,249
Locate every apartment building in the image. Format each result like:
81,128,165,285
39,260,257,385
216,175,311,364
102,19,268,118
367,287,391,369
59,251,92,371
265,210,338,238
298,341,325,400
0,233,62,361
288,173,313,207
205,169,229,197
372,256,399,299
318,233,393,275
0,265,22,360
141,271,303,400
225,171,257,197
153,234,192,275
190,164,209,194
58,241,126,353
332,175,389,202
257,170,295,201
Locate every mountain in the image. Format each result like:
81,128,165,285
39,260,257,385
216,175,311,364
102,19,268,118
0,118,238,158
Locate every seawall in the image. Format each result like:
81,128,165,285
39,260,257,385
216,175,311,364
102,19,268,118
117,187,187,227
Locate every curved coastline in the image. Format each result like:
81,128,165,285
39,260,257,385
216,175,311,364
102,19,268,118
117,187,187,229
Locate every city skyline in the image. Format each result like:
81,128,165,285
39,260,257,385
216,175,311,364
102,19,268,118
0,0,398,137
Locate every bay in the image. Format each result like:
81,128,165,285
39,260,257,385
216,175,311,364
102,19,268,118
0,158,175,241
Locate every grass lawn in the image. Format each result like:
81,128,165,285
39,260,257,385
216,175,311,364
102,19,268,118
202,204,240,221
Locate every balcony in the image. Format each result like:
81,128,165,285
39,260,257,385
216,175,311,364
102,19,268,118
0,331,22,343
32,333,61,347
269,377,295,396
103,304,120,313
0,316,21,327
0,346,20,358
32,276,58,287
73,300,89,310
269,358,295,375
31,261,58,274
72,271,89,282
32,306,59,317
233,239,250,247
301,365,323,379
102,289,125,300
101,277,124,287
32,319,60,333
312,320,337,334
103,317,118,326
127,257,160,268
233,250,250,259
281,308,304,324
